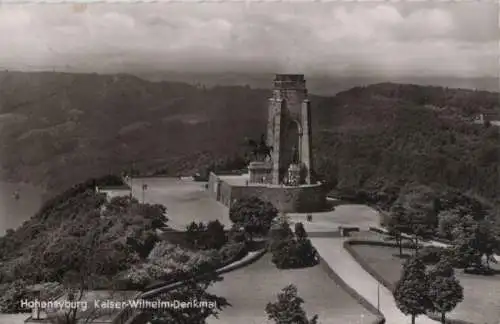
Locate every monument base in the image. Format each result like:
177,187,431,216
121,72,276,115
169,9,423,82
207,172,326,213
248,161,272,184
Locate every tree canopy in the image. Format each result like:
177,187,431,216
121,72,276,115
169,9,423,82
393,257,432,324
427,259,464,324
229,196,278,238
265,284,319,324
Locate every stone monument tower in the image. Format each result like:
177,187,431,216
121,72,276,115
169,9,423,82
209,74,325,213
267,74,312,185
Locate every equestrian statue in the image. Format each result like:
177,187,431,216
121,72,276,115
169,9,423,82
244,134,273,162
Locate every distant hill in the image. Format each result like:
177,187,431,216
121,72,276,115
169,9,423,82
134,71,499,96
0,71,499,204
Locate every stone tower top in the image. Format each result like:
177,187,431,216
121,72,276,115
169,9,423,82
273,74,306,90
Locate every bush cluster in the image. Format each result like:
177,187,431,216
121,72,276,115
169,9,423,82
185,220,227,250
417,246,447,265
270,222,318,269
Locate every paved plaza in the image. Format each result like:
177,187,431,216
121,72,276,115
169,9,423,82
128,177,232,230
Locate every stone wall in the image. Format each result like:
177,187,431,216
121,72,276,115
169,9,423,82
209,172,326,213
231,183,326,213
208,172,234,206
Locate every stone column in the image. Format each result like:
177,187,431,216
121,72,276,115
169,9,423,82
301,99,312,184
271,99,284,185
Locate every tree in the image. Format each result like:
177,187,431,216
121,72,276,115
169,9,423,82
450,215,499,271
0,279,31,313
406,209,434,255
295,238,317,267
393,185,439,254
185,220,227,250
126,231,159,259
227,224,247,243
270,222,317,269
147,267,229,324
477,217,500,269
387,203,408,256
265,284,318,324
269,221,294,253
229,197,278,239
185,222,205,249
393,257,432,324
204,220,227,250
46,229,107,324
294,222,308,241
437,209,461,240
427,259,464,323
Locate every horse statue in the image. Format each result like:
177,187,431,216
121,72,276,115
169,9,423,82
244,134,273,162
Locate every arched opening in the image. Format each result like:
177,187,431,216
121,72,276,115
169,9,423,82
279,119,301,182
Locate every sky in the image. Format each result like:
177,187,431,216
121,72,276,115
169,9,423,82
0,2,498,78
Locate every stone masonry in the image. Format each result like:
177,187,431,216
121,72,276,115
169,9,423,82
208,74,326,213
267,74,313,185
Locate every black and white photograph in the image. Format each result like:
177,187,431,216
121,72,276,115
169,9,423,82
0,2,498,324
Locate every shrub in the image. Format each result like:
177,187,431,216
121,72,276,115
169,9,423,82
269,222,294,252
205,220,227,250
437,210,461,240
417,246,446,265
294,222,308,240
185,220,227,250
117,240,232,289
271,239,298,269
113,265,156,290
270,223,317,270
219,242,247,264
295,239,317,267
0,280,31,313
227,224,247,243
185,221,206,249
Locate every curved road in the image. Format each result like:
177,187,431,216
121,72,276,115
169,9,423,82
290,206,439,324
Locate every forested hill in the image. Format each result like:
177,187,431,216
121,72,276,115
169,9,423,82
0,71,499,204
313,83,500,206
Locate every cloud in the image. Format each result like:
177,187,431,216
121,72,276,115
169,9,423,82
0,2,497,78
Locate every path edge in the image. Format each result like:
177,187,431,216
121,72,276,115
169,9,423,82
316,252,386,324
344,239,475,324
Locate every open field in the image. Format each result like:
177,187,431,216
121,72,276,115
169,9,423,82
206,253,376,324
350,243,500,324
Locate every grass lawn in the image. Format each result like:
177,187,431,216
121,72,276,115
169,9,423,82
350,242,500,324
206,253,376,324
